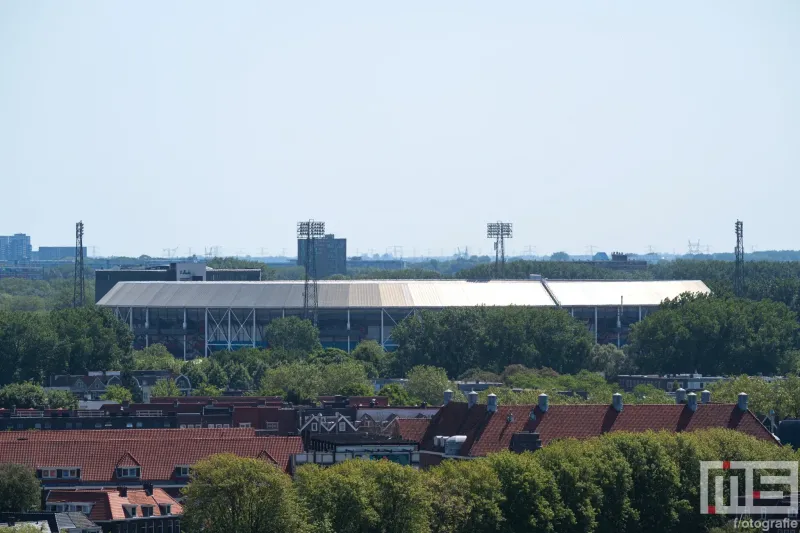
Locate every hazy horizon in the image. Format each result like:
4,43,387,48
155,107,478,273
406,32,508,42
2,1,798,257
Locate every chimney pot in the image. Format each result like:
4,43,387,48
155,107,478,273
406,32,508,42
738,392,748,411
687,392,698,412
675,388,687,404
612,393,623,412
487,393,498,413
701,390,711,404
529,408,536,421
506,413,514,423
443,389,453,406
538,393,549,413
467,390,478,409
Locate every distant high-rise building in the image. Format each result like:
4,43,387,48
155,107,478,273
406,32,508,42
0,233,32,261
297,234,347,279
38,246,87,261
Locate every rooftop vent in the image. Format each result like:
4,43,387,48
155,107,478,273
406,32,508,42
467,390,478,409
675,388,687,404
487,393,498,413
738,392,748,412
701,390,711,404
443,389,453,405
538,393,549,413
612,393,623,412
687,392,698,412
444,435,467,456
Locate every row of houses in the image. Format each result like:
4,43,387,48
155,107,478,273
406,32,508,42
0,390,784,531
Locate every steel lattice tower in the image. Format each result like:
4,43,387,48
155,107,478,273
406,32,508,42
486,222,513,277
734,220,745,296
298,220,325,325
73,221,85,307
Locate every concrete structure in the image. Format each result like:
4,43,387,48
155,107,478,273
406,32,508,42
98,278,710,358
38,246,87,261
298,234,347,278
617,373,727,392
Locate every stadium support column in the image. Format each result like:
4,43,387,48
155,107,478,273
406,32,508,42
594,307,598,344
129,308,133,330
252,310,256,348
380,308,384,348
204,308,209,357
227,309,232,351
347,309,351,354
639,306,642,322
183,308,187,361
145,308,149,348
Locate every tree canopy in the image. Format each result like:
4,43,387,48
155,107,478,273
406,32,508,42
0,463,40,513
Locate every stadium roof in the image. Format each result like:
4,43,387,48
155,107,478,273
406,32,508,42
97,279,710,309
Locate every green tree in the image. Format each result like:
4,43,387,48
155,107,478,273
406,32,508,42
0,311,58,385
133,344,183,373
0,464,40,512
406,366,453,405
194,383,223,397
320,360,373,396
226,363,253,390
206,360,229,389
707,375,775,417
628,294,799,375
151,378,181,397
427,458,505,533
378,383,418,406
182,454,309,533
259,363,322,402
0,382,49,409
550,252,571,262
101,384,133,403
49,306,134,374
264,316,322,358
351,340,390,377
588,344,634,376
181,359,209,388
47,389,78,409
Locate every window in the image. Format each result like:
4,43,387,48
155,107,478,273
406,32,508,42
40,469,58,479
175,465,190,478
62,468,80,479
338,421,346,432
163,421,171,428
66,423,73,429
75,422,82,429
238,422,251,428
141,505,154,517
126,422,133,428
95,423,102,428
135,422,143,428
159,504,172,516
180,424,187,429
215,424,223,429
34,423,41,429
116,467,140,479
122,504,138,518
223,424,230,428
311,423,318,432
265,422,278,431
44,422,51,429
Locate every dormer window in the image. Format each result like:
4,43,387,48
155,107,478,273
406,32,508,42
122,504,138,518
141,505,154,517
175,465,190,478
159,504,172,515
116,467,141,479
311,423,318,432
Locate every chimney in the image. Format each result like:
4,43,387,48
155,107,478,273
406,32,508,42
467,390,478,408
701,390,711,404
687,392,698,412
506,413,514,423
443,389,453,406
675,388,686,404
118,486,128,497
738,392,748,411
538,393,549,413
369,399,376,407
143,482,154,496
487,393,498,413
612,393,623,412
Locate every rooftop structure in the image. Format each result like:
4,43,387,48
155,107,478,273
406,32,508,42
46,487,182,528
416,391,775,466
97,279,711,356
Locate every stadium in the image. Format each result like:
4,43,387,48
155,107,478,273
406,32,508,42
97,279,710,359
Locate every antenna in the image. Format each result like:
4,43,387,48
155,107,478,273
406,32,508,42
486,221,513,277
73,221,85,307
298,220,325,325
734,220,745,297
687,240,701,255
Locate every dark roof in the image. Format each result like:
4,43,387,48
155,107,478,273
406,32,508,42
0,429,302,476
309,433,417,446
388,418,431,442
48,488,182,522
421,402,777,457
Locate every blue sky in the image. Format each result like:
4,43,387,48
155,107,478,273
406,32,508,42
1,1,798,257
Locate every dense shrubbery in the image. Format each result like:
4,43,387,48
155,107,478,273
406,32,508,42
183,430,796,533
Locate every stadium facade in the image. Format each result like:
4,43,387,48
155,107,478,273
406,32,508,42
97,279,710,359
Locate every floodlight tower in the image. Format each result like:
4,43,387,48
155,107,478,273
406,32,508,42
486,221,513,277
734,220,745,297
297,220,325,325
73,221,85,307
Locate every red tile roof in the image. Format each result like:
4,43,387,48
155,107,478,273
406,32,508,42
388,418,431,442
421,402,777,457
48,488,183,522
0,429,303,478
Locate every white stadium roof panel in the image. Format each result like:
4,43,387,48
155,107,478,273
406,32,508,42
546,280,711,307
96,279,710,309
